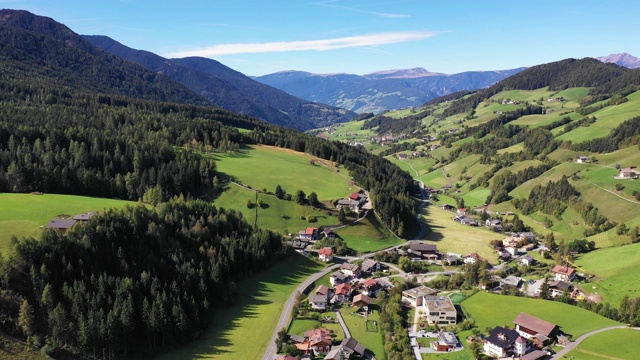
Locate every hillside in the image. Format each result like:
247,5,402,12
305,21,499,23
253,67,524,113
0,9,208,106
85,35,355,131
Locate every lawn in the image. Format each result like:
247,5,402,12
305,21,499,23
213,184,339,234
575,242,640,307
424,206,499,263
462,292,620,339
157,253,325,360
335,211,403,253
288,318,345,340
0,193,136,256
563,328,640,360
339,304,385,360
212,144,356,202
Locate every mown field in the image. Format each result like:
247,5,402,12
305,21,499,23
335,211,403,253
462,292,620,338
339,304,385,360
158,253,325,360
0,193,136,255
212,144,356,202
575,242,640,307
563,328,640,360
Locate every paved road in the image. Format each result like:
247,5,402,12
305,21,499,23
262,263,339,360
335,310,351,338
551,326,640,359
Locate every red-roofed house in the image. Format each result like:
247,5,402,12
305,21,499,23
305,328,332,354
299,227,319,241
361,278,381,297
333,283,352,304
349,192,360,201
318,247,334,262
553,265,576,282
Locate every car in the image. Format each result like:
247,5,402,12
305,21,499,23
529,279,536,284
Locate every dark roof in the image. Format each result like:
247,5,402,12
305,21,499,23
46,219,77,230
520,350,547,360
486,326,520,350
289,334,305,343
340,337,366,355
410,242,437,252
513,312,558,337
73,212,95,221
361,259,378,271
549,280,571,291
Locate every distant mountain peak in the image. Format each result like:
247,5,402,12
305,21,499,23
364,67,444,79
597,53,640,69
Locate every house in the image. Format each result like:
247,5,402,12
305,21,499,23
459,218,477,226
323,228,337,240
498,250,512,262
318,247,334,262
422,296,457,325
456,208,467,216
548,280,571,297
430,331,459,352
361,278,381,297
361,259,380,274
73,212,96,221
553,265,577,282
325,337,366,360
397,154,408,160
46,219,77,234
441,204,455,211
340,263,362,278
309,294,328,311
409,242,438,260
518,255,535,266
305,328,333,354
287,240,308,250
505,246,518,257
619,166,640,179
332,283,352,304
444,254,460,265
463,253,483,264
349,192,361,202
484,326,526,358
315,285,330,298
330,271,350,286
352,293,370,309
576,156,590,163
402,286,438,307
337,199,361,212
513,312,559,346
299,227,319,241
276,355,298,360
501,276,523,291
518,232,536,242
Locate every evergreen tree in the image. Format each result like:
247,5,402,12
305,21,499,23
18,299,35,336
275,185,285,199
539,276,551,300
295,190,306,205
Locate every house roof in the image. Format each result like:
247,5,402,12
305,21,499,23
340,337,366,355
423,296,455,312
335,283,351,295
340,263,361,272
324,346,343,360
305,227,318,235
349,192,360,200
306,328,332,346
362,278,377,288
486,326,520,350
315,285,330,295
520,350,547,360
410,242,437,252
289,334,305,343
73,212,95,221
318,247,334,256
330,271,348,280
552,265,575,276
353,293,370,306
513,312,558,337
549,280,570,291
361,258,378,271
465,252,483,260
402,285,438,299
46,219,77,230
309,295,327,303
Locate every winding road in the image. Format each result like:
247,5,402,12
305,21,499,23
551,326,640,359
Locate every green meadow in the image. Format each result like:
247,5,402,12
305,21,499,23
462,292,620,338
213,144,356,202
563,328,640,360
0,193,136,255
334,211,403,253
339,304,385,360
158,253,325,360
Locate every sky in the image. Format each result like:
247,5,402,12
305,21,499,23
2,0,639,76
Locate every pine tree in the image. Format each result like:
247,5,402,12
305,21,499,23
18,299,35,336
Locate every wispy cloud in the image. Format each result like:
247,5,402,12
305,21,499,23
311,0,410,19
167,30,436,57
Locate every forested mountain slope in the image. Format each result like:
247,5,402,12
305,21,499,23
85,35,355,131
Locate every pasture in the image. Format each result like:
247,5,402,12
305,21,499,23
213,144,356,201
157,253,325,360
563,328,640,360
334,211,403,253
462,292,620,338
0,193,136,255
339,304,385,360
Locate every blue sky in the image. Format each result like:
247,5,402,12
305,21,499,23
3,0,638,76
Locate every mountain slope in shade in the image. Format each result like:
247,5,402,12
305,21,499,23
597,53,640,69
85,35,355,131
0,9,209,106
253,67,525,113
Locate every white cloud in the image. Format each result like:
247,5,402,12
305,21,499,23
167,30,436,58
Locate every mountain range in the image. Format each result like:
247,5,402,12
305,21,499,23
597,52,640,69
84,35,355,131
253,67,526,114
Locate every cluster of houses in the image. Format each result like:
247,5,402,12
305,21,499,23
45,212,96,234
493,232,537,263
501,99,521,105
483,312,560,359
336,192,367,214
286,227,338,252
285,330,367,360
310,260,383,311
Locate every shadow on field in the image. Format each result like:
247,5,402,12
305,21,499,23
158,254,320,360
422,206,445,242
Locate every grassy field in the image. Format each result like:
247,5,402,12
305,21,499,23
462,292,620,338
0,193,136,256
158,253,325,360
339,304,385,360
288,318,344,340
575,243,640,307
424,206,499,262
213,144,356,201
213,184,339,234
334,211,403,253
563,328,640,360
